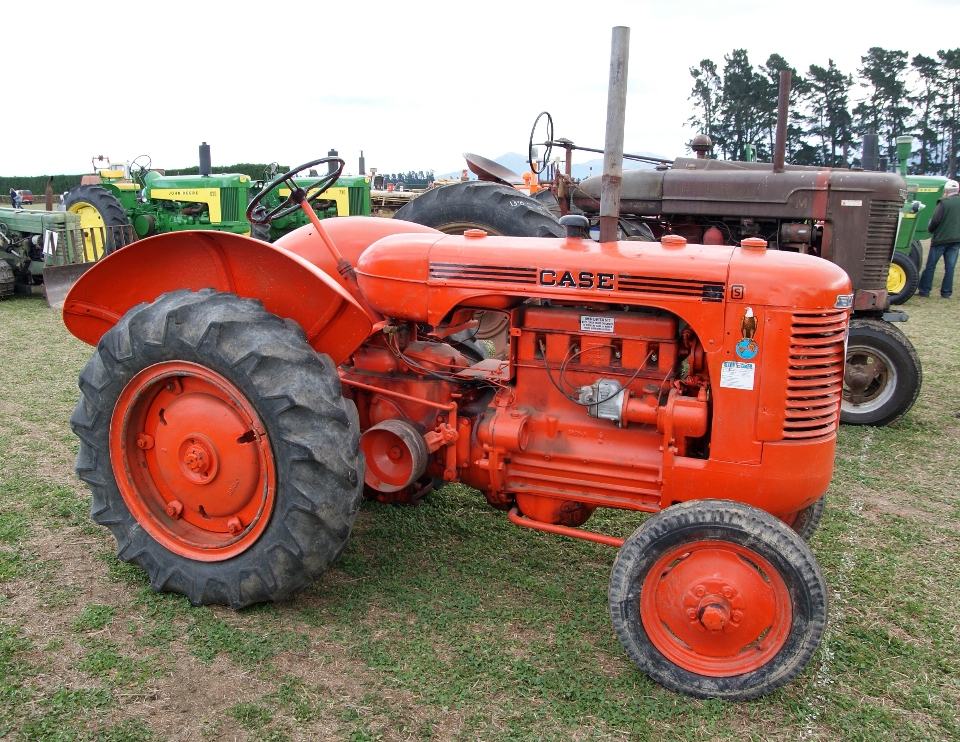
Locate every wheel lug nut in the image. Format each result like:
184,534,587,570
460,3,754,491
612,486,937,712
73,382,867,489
166,500,183,519
137,433,155,450
226,517,243,534
732,610,743,622
694,585,706,597
687,609,697,619
722,586,733,598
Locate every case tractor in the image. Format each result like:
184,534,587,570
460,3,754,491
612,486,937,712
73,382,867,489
64,156,850,700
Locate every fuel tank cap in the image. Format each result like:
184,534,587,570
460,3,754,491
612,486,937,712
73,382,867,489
740,237,768,250
463,229,488,238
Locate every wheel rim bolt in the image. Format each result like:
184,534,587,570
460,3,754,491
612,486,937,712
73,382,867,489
166,500,183,519
226,517,243,534
722,586,734,598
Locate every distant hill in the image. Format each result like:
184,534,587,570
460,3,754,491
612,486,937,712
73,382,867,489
439,151,668,181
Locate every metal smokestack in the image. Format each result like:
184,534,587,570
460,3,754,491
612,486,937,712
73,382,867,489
359,150,366,175
773,70,791,173
199,142,211,176
327,148,338,174
599,26,630,244
862,131,879,171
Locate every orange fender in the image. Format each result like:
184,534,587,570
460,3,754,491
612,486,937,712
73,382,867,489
62,231,373,365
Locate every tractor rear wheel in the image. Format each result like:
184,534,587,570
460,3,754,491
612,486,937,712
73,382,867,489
0,262,14,300
841,318,922,426
63,184,134,259
609,500,827,700
71,289,364,609
888,251,919,305
394,181,565,237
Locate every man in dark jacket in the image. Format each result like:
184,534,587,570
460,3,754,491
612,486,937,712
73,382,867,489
919,179,960,298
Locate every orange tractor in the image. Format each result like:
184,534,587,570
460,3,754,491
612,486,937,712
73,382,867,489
64,157,850,700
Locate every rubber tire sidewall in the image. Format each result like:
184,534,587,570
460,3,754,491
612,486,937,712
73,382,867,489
841,318,922,427
909,240,923,269
608,500,827,700
394,181,565,237
71,289,364,609
889,251,919,305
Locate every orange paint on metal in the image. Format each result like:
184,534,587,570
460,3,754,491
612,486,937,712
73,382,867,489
640,540,791,676
507,507,625,547
62,231,374,365
109,361,276,562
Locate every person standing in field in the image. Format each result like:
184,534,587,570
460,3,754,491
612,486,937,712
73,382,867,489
919,179,960,299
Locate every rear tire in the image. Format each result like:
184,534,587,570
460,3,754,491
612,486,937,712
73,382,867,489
63,184,133,257
841,318,922,426
609,500,827,700
0,262,14,300
71,289,364,609
888,251,919,304
394,181,564,237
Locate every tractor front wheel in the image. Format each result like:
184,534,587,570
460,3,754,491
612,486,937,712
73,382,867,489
780,495,825,541
841,318,922,426
71,289,364,609
0,262,14,300
608,500,827,700
888,251,919,305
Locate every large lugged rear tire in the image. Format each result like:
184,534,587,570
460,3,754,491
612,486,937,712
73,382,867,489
888,251,919,305
0,262,14,300
609,500,827,700
841,318,922,426
70,289,364,609
63,184,134,258
394,181,565,237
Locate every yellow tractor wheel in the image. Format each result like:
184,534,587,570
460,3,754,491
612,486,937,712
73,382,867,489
63,185,133,260
887,251,919,305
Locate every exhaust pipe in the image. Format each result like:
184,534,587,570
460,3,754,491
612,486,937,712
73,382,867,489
199,142,211,176
599,26,630,243
773,70,791,173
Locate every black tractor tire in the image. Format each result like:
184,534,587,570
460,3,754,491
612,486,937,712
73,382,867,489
888,251,919,305
394,181,565,237
249,222,272,243
531,188,562,218
63,184,134,255
609,500,827,700
841,318,922,426
909,240,923,269
784,495,825,541
70,289,364,609
0,262,14,300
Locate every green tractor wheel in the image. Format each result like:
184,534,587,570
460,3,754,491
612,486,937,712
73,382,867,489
63,185,134,260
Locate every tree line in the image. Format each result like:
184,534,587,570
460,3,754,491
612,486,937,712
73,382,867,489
688,47,960,177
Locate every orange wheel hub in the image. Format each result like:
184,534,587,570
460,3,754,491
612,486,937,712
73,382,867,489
640,541,792,676
110,362,276,562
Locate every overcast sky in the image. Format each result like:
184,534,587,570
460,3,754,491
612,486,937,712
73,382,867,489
4,0,959,177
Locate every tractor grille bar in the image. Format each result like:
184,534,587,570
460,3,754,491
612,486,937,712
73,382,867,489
863,200,900,285
783,310,848,439
220,188,240,223
617,274,725,302
429,263,539,284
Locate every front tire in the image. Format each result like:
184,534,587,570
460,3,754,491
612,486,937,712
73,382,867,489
71,289,364,609
841,318,922,426
888,251,919,305
609,500,827,700
0,262,14,300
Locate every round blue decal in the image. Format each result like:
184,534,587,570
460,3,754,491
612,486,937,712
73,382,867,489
735,338,759,360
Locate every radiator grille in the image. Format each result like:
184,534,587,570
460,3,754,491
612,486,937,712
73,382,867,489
617,274,725,302
783,310,848,439
220,188,240,223
348,186,364,216
863,200,900,285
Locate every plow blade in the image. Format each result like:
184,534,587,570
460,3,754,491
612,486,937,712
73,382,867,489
42,263,95,309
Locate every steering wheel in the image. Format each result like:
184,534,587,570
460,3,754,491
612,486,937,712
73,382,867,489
528,111,554,175
247,156,345,224
130,155,152,184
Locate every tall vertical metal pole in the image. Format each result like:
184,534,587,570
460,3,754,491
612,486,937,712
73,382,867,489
773,70,791,174
599,26,630,243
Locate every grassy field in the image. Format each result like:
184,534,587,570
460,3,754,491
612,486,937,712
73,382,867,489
0,274,958,741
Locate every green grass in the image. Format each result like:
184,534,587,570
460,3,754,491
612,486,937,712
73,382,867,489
0,268,959,741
